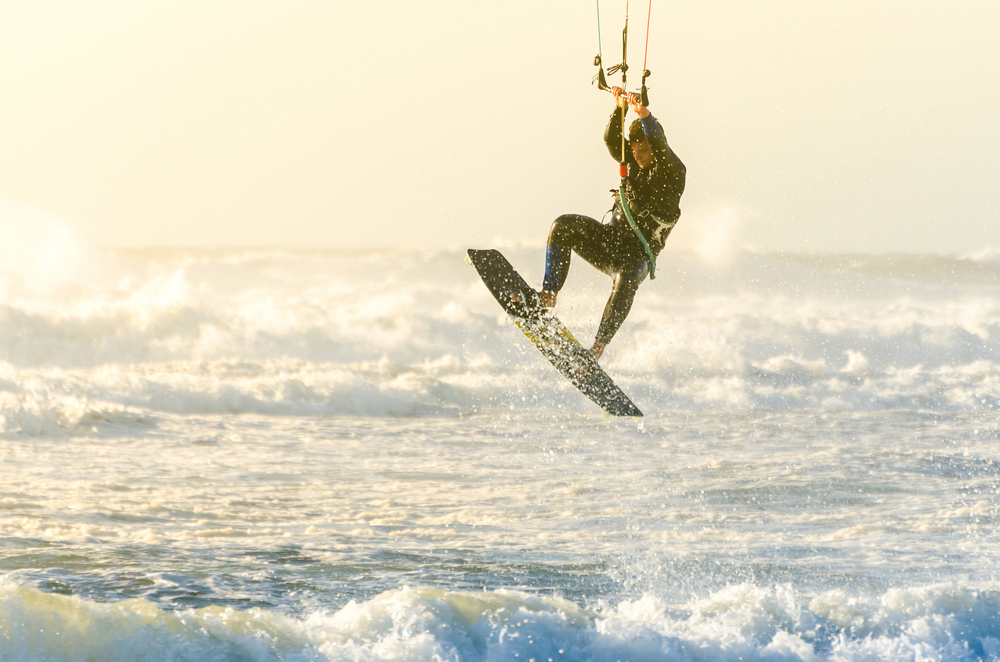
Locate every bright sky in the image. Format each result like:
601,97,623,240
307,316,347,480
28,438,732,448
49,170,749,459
1,1,998,254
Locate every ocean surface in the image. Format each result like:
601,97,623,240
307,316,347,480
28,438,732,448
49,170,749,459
2,217,1000,661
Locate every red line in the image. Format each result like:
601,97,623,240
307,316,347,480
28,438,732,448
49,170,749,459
642,0,652,72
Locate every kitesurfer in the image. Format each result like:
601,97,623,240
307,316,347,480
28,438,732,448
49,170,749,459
537,86,686,360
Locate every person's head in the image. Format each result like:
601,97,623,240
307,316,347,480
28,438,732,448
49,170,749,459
628,118,653,169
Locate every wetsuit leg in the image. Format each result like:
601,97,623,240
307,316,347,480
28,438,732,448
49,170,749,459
595,261,649,345
542,214,618,292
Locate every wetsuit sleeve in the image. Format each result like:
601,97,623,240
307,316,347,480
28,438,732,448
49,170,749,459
643,113,686,192
639,114,668,154
604,108,636,167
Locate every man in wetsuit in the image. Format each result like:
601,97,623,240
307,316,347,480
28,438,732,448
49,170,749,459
537,86,686,360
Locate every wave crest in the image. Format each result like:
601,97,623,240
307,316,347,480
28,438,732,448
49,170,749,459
4,581,1000,661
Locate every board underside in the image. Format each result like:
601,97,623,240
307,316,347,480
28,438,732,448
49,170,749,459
468,248,642,417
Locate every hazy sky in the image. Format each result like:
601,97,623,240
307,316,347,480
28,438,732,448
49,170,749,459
2,1,998,253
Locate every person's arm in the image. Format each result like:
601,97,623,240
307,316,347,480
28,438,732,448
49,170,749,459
639,114,669,155
604,87,636,165
634,99,685,181
613,87,674,159
604,106,627,162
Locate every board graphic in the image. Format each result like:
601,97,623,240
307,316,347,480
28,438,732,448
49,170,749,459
468,248,642,417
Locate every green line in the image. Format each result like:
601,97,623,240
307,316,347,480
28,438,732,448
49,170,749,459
618,185,657,280
596,0,603,55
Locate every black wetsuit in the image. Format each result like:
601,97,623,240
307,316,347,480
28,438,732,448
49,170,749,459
542,108,686,345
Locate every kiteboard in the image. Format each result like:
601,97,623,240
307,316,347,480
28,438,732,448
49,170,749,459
467,248,642,417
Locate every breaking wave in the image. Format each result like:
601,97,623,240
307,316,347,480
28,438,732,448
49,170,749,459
1,213,999,435
4,581,1000,661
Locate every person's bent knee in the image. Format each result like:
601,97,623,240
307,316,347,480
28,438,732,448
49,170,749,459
548,214,585,246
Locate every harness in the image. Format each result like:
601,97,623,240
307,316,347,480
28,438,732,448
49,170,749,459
638,207,676,245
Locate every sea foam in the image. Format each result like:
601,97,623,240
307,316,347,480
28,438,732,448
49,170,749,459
4,581,1000,661
1,215,999,435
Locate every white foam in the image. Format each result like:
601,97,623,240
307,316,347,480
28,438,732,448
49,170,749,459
4,581,999,661
1,221,999,426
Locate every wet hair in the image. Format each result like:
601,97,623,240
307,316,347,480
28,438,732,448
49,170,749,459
628,118,647,143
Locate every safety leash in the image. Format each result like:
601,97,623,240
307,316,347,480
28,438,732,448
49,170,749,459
618,185,657,280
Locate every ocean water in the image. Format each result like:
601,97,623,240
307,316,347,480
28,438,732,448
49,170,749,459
2,215,1000,661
